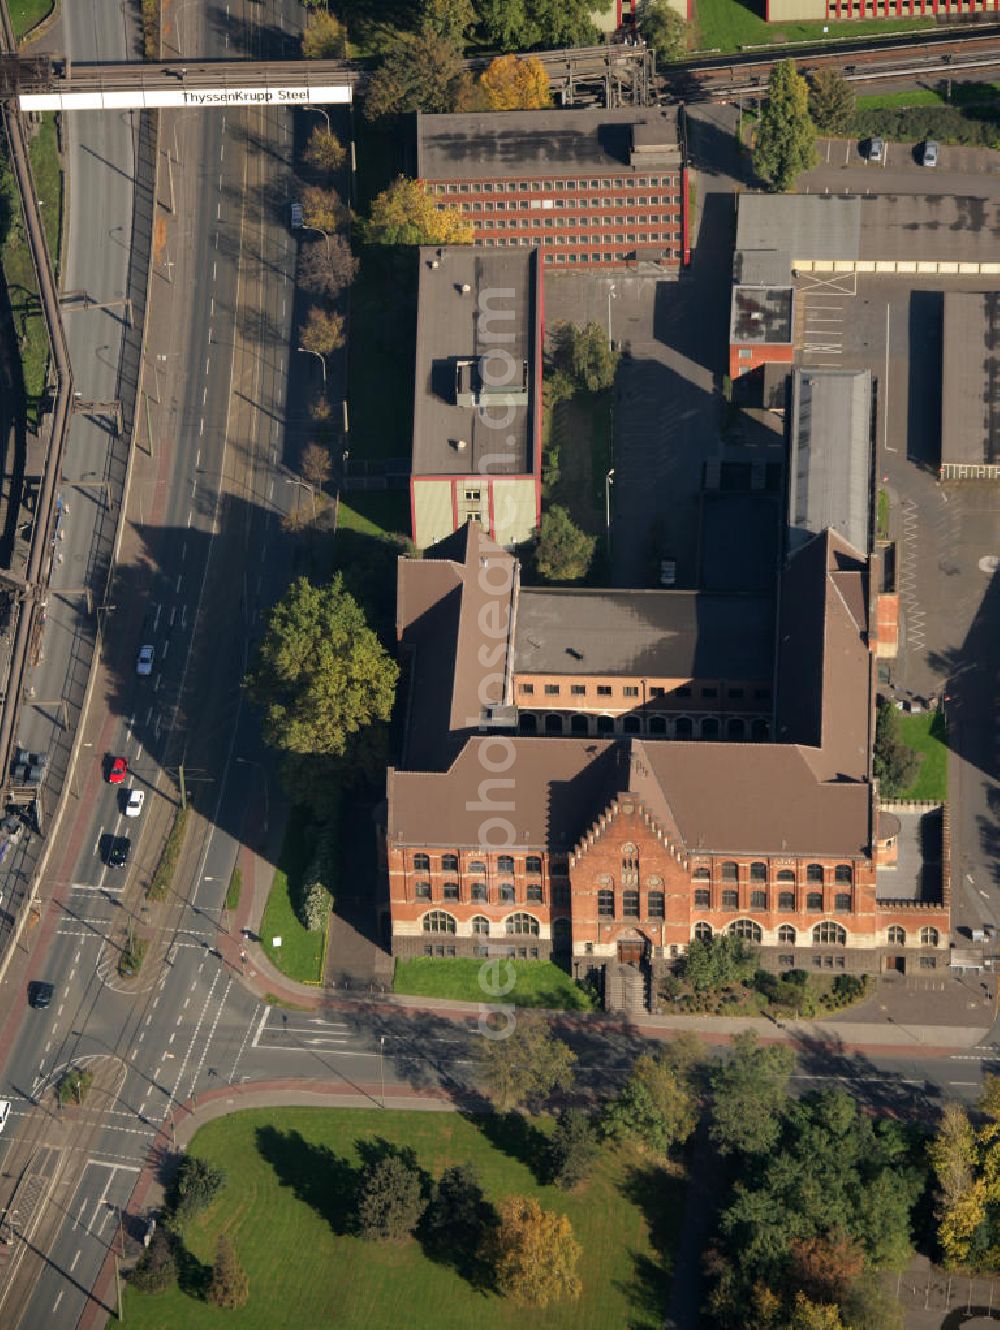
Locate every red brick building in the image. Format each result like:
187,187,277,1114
415,107,687,272
382,524,950,982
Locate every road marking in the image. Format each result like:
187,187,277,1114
169,606,176,628
217,201,221,220
883,303,893,451
93,827,104,857
212,260,217,283
162,640,170,660
70,1249,81,1272
199,417,204,437
176,574,183,593
195,449,200,468
168,1032,175,1045
949,1080,979,1086
187,510,193,528
53,1291,63,1312
203,385,208,405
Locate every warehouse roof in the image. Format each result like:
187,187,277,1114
513,588,774,680
415,106,680,180
788,368,873,558
411,247,539,478
736,195,861,267
941,292,1000,467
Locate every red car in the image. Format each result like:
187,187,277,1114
107,756,128,785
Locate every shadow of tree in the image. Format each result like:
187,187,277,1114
174,1239,213,1301
461,1110,551,1182
613,1159,685,1328
254,1125,358,1234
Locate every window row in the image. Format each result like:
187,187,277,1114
887,925,941,947
520,682,764,701
694,920,850,946
431,176,679,194
422,910,540,936
412,881,544,904
460,199,677,213
423,945,542,960
410,853,543,873
518,712,771,740
596,889,665,920
471,223,679,239
692,862,854,885
543,252,679,265
693,889,854,913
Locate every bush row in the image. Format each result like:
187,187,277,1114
851,104,1000,148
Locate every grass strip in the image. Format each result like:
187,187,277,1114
225,865,242,912
259,807,326,984
393,957,594,1010
897,710,948,802
147,805,190,902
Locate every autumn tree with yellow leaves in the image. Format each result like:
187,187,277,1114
359,177,474,247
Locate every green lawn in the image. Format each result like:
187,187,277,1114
877,488,889,540
857,83,1000,111
1,112,63,429
693,0,928,53
260,807,327,984
123,1107,678,1329
338,491,408,543
393,957,594,1011
546,388,612,538
898,711,949,802
8,0,53,40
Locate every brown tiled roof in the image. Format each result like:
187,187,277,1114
397,523,516,771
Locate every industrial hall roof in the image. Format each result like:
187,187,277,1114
941,292,1000,467
414,106,680,181
411,247,539,479
788,368,873,559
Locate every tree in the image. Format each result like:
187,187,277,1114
840,1271,905,1330
360,177,474,247
171,1155,226,1224
787,1233,863,1304
808,68,855,135
785,1292,847,1330
477,0,598,52
423,1163,492,1252
478,55,551,111
304,125,346,174
547,1108,600,1189
208,1235,249,1309
873,698,919,797
420,0,476,43
601,1050,698,1154
301,441,333,488
552,321,620,393
301,184,346,236
929,1101,987,1266
357,1155,427,1241
364,25,464,121
129,1226,177,1293
681,933,758,992
302,10,344,59
536,505,596,583
638,0,689,63
244,574,399,757
298,235,359,298
299,306,345,357
474,1013,576,1112
709,1031,794,1157
753,60,817,193
481,1195,582,1306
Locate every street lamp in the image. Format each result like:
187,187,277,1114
379,1035,386,1108
297,346,327,386
607,283,617,349
605,468,615,540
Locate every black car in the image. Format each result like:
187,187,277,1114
28,980,54,1009
106,836,131,869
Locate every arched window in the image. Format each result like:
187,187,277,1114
505,912,540,936
648,716,667,735
622,715,641,734
721,861,739,882
497,855,515,873
750,861,767,883
806,864,824,884
806,892,823,912
471,916,490,935
519,712,538,733
921,926,940,947
442,853,459,872
693,921,713,941
726,717,745,741
499,882,515,902
834,893,852,914
469,860,486,874
413,853,430,871
729,919,762,943
693,867,710,881
545,713,563,734
596,715,614,734
777,869,795,883
570,714,589,735
423,910,456,934
526,855,542,873
813,921,847,946
597,889,614,917
834,864,853,885
887,925,906,946
777,924,796,945
675,716,693,739
778,891,795,910
701,717,719,740
414,882,431,900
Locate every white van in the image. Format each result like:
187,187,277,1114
0,1100,11,1134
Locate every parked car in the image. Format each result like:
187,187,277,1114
136,644,154,676
107,756,128,785
125,789,145,818
867,136,885,163
922,139,939,167
27,980,54,1009
105,836,131,869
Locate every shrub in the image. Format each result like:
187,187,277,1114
208,1234,249,1308
57,1067,93,1106
547,1108,600,1189
297,827,335,930
129,1226,177,1293
357,1155,426,1242
147,805,189,902
171,1155,226,1225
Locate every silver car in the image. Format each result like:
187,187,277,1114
867,136,885,163
136,644,154,676
922,140,939,167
